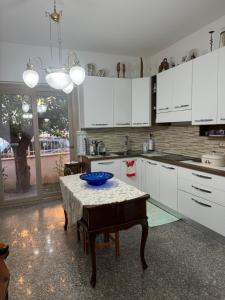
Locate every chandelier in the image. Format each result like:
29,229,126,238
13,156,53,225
22,0,85,94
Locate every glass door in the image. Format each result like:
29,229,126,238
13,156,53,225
0,92,38,203
36,92,71,199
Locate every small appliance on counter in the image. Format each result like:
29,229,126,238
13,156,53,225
76,131,88,155
201,152,225,167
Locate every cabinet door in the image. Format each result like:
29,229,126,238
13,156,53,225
82,77,114,128
159,163,178,210
120,158,140,188
114,79,132,127
91,160,120,178
157,68,174,113
146,160,160,200
192,51,218,125
217,47,225,124
132,78,151,127
173,61,192,111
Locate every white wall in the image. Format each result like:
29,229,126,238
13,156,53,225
0,41,151,83
149,14,225,75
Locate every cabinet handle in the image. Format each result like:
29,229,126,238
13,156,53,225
194,119,214,122
220,118,225,121
162,165,175,170
158,107,169,111
191,198,212,208
116,122,130,125
91,123,109,126
192,173,212,180
147,161,158,166
191,185,212,194
98,161,114,165
133,122,148,125
174,104,189,109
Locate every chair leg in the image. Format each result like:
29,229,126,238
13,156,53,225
115,231,120,257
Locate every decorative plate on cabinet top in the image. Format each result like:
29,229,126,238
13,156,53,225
80,172,114,186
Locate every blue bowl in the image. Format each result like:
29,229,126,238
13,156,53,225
80,172,114,186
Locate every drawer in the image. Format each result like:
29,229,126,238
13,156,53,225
178,167,225,192
91,160,121,178
178,178,225,207
178,190,225,236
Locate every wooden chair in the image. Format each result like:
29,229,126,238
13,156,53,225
0,243,9,300
77,221,120,256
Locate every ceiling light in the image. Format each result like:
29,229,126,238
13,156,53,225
69,65,85,86
46,70,71,90
23,64,39,88
63,81,74,94
22,1,85,90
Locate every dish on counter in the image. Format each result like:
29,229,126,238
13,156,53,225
80,172,114,186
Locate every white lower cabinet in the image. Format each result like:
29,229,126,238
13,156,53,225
178,190,225,236
159,163,178,210
146,160,160,200
91,160,121,178
120,158,141,189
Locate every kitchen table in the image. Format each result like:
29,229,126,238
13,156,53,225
60,174,150,287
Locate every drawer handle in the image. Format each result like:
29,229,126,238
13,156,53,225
192,173,212,180
116,122,130,125
192,185,212,194
194,119,214,122
174,104,189,109
162,165,175,170
147,161,158,166
191,198,212,208
98,162,114,165
158,107,169,111
92,123,108,126
220,118,225,121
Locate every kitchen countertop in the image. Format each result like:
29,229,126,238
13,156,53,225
81,152,225,177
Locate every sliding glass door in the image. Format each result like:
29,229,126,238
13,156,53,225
0,84,74,206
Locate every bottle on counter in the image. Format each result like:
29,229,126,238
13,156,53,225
148,133,154,151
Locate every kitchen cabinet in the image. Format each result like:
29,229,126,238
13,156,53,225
132,77,151,127
178,190,225,237
157,68,174,114
114,79,132,127
217,47,225,124
80,76,114,128
146,160,160,200
159,163,178,210
192,50,218,125
120,157,141,188
156,62,192,123
91,160,121,178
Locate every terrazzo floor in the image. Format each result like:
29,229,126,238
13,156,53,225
1,200,225,300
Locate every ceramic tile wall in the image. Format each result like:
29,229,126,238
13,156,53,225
86,125,225,158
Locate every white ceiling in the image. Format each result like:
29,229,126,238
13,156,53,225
1,0,225,56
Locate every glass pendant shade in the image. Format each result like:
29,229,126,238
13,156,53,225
63,81,74,94
45,71,71,90
23,69,39,88
37,104,47,113
69,65,85,85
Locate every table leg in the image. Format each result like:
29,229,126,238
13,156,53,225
64,209,68,231
89,233,97,287
140,220,148,270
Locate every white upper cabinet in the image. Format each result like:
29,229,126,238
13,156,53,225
192,50,218,125
132,77,151,127
217,47,225,124
157,68,174,113
81,76,114,128
173,61,192,111
114,79,132,127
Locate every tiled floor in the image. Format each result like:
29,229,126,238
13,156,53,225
147,202,179,227
1,200,225,300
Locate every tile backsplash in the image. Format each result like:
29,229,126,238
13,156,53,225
86,125,225,158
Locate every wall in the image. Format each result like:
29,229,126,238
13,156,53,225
149,14,225,75
0,41,150,83
86,126,225,158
